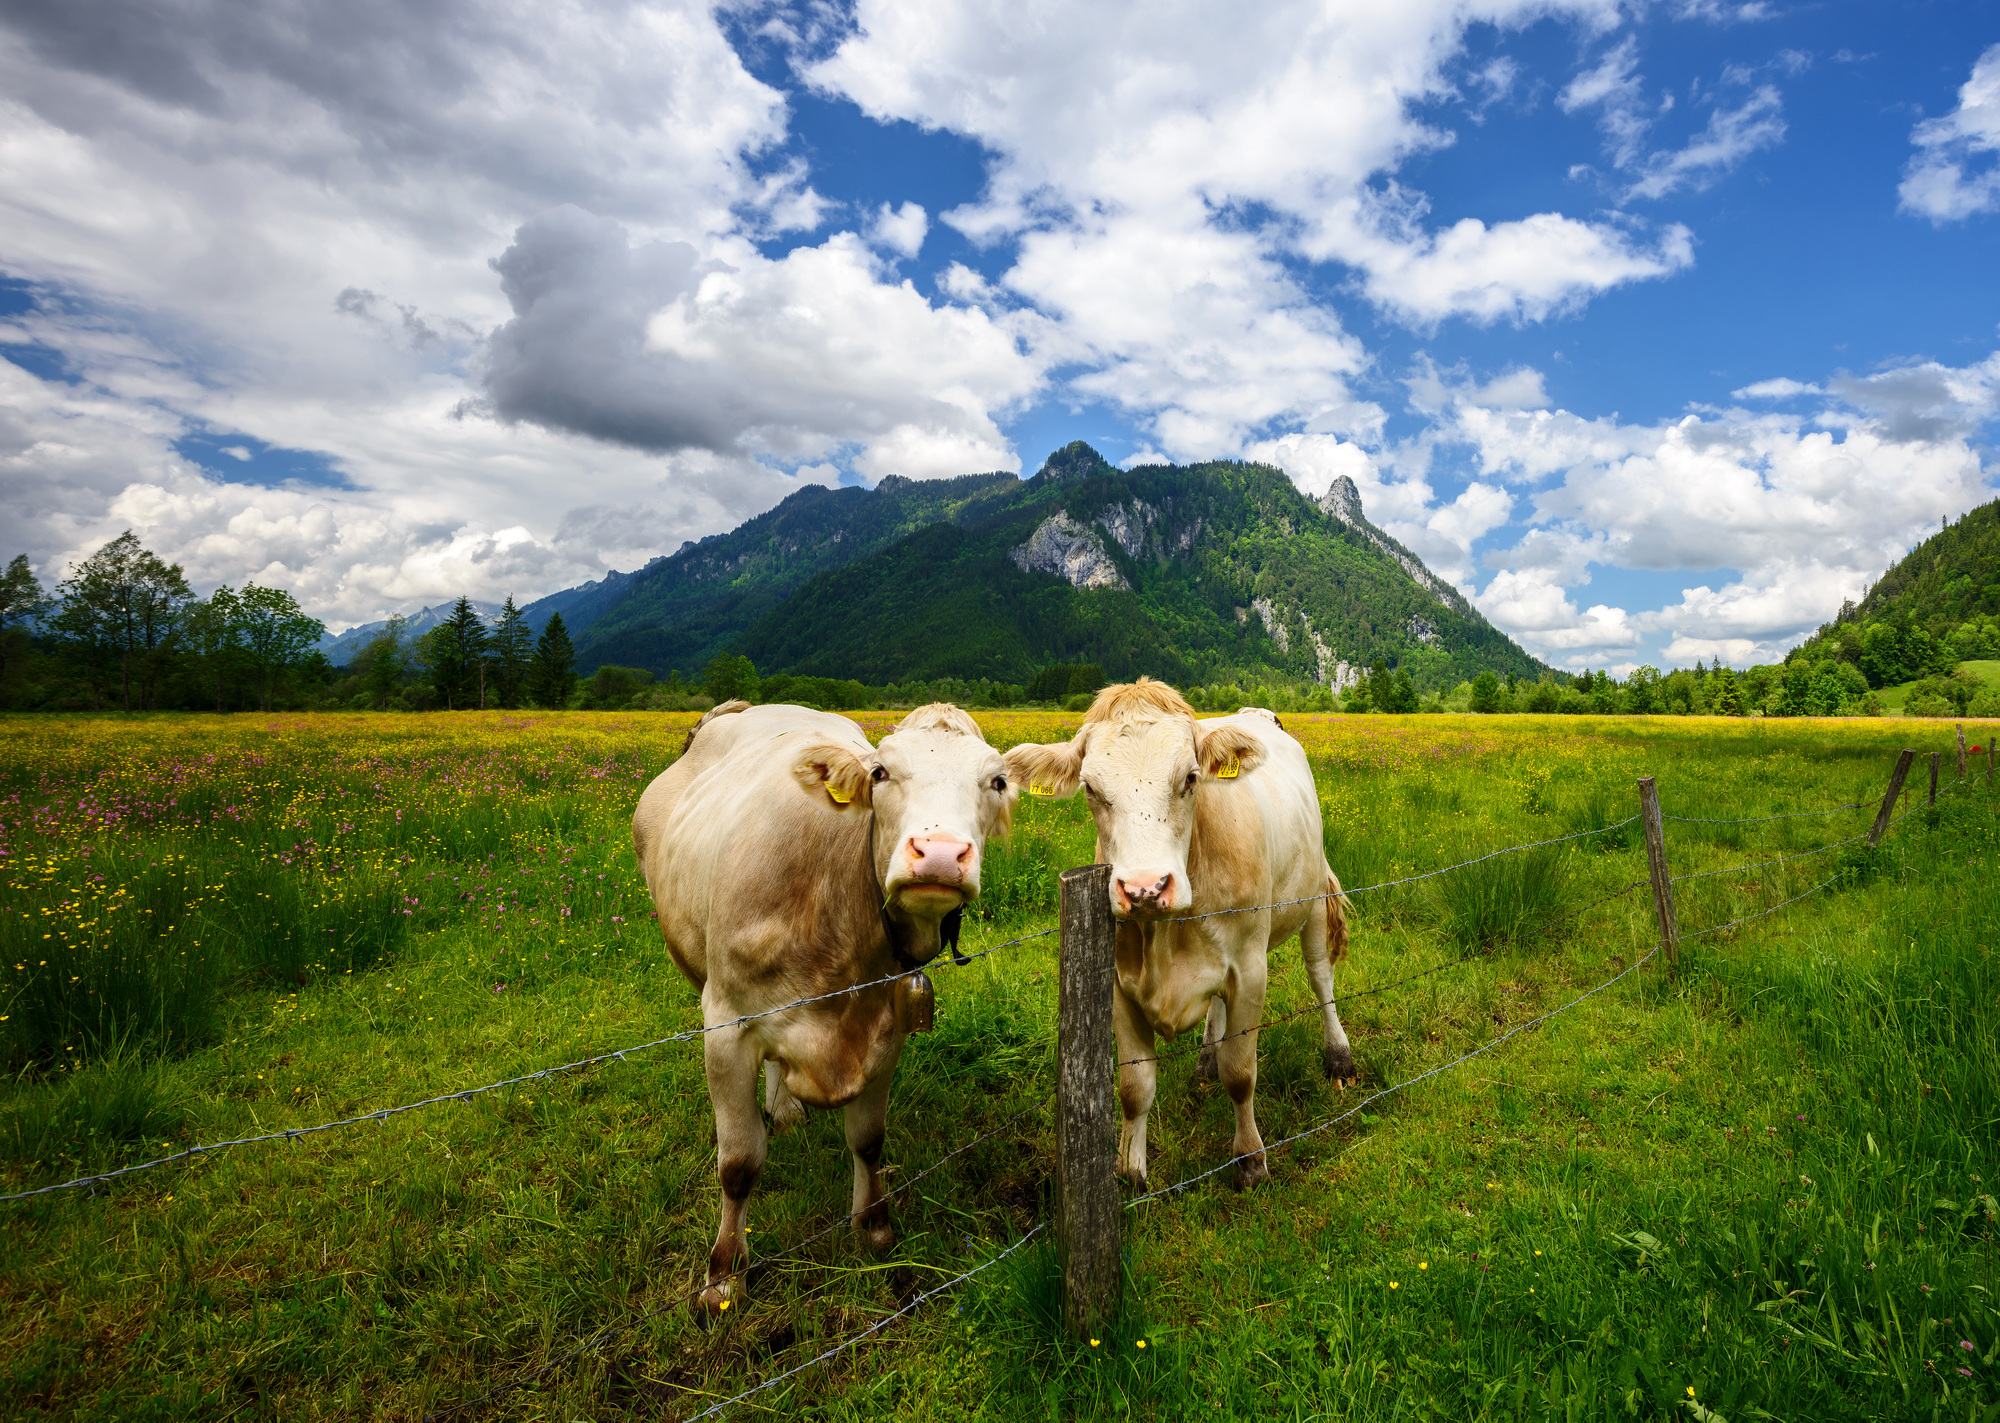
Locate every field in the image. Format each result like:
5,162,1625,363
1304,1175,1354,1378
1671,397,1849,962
1878,661,2000,712
1,709,1996,1422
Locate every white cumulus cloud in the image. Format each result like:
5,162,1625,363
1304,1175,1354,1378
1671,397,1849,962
1900,43,2000,222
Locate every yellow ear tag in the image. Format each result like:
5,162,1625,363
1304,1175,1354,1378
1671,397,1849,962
825,783,852,804
1029,781,1058,797
1216,760,1240,780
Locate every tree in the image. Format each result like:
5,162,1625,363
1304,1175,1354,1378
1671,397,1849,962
1710,666,1743,716
1381,667,1419,713
531,612,577,708
1623,666,1661,715
418,597,490,709
704,653,759,703
1469,670,1500,714
48,531,192,711
237,584,325,713
183,586,245,712
360,616,406,710
490,597,532,707
0,555,49,691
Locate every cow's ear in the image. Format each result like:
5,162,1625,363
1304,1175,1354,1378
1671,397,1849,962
791,743,873,810
1002,740,1082,799
1196,724,1263,780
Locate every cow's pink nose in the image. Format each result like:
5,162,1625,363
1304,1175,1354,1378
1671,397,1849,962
1115,872,1175,914
906,836,973,884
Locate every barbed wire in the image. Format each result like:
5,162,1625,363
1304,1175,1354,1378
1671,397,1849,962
1663,801,1865,826
1116,879,1647,1070
425,1084,1055,1421
1679,873,1849,944
1,922,1059,1206
686,1223,1047,1422
1666,830,1871,886
1157,815,1641,931
1125,944,1661,1207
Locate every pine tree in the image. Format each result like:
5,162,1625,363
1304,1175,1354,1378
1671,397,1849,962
430,597,490,709
532,612,576,708
491,597,532,707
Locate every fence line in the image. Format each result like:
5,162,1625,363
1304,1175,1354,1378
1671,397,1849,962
425,1085,1056,1421
1662,800,1866,826
1125,944,1663,1208
685,1225,1046,1423
1117,879,1647,1070
1679,873,1850,944
1162,814,1642,930
1666,830,1871,886
1,921,1059,1206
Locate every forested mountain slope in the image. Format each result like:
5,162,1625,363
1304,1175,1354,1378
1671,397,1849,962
582,443,1548,691
1791,499,2000,684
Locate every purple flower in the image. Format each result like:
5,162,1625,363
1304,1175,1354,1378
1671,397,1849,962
1963,1341,1976,1351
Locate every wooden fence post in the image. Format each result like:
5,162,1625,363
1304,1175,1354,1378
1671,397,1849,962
1056,862,1119,1338
1636,777,1677,971
1956,724,1968,778
1869,750,1916,847
1930,751,1940,806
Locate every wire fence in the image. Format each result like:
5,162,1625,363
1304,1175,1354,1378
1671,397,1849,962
9,740,1984,1421
1662,800,1866,825
424,1084,1056,1421
0,921,1060,1206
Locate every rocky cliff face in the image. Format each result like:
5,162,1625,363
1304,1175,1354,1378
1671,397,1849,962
1009,511,1131,590
1318,475,1467,615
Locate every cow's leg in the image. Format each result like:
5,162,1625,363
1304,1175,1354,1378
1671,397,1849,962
1216,957,1269,1191
1195,997,1225,1081
698,1027,766,1320
1300,893,1355,1086
1113,989,1158,1190
764,1059,807,1133
844,1045,903,1255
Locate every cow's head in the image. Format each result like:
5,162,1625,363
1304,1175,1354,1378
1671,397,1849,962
790,703,1015,963
1002,679,1260,918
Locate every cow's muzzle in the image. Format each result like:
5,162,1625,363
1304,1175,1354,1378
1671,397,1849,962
1113,871,1177,917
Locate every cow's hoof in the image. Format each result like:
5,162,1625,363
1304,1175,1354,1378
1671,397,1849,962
1323,1044,1354,1083
1196,1045,1219,1081
1231,1153,1269,1192
693,1278,736,1326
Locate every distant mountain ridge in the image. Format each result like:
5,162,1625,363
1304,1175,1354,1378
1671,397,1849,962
575,442,1548,691
317,561,658,666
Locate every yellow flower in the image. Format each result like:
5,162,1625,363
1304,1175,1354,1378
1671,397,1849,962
1389,1281,1398,1289
1089,1339,1100,1347
1686,1387,1695,1398
1136,1340,1147,1350
1418,1262,1428,1270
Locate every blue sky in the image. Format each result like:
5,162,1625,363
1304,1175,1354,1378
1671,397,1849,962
1,1,1997,670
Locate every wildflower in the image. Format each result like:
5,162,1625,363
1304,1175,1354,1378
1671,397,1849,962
1686,1387,1695,1397
1964,1341,1976,1351
1418,1262,1428,1270
1137,1340,1147,1349
1389,1281,1398,1289
1089,1338,1100,1347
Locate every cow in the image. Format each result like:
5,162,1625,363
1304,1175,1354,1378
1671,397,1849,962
633,700,1016,1316
1002,679,1350,1192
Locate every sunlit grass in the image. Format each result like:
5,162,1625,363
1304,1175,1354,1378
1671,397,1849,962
0,710,1991,1420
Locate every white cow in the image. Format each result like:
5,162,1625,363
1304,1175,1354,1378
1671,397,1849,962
633,700,1015,1314
1003,679,1351,1191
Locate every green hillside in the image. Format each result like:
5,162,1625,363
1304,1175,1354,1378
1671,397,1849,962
584,443,1548,691
576,471,1021,674
1790,499,2000,686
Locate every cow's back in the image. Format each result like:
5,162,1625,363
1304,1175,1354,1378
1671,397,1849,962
1191,710,1324,918
635,703,878,994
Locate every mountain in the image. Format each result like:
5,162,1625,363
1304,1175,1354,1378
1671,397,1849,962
317,599,503,665
574,471,1023,673
1790,498,2000,683
318,562,657,667
579,442,1546,691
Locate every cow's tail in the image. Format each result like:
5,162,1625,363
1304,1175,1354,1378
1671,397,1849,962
681,698,751,756
1325,866,1349,964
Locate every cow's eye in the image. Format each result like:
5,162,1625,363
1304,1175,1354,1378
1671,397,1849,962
1184,769,1198,790
870,765,888,783
991,774,1008,793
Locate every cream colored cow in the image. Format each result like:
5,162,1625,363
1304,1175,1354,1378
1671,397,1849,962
634,700,1015,1315
1004,680,1350,1191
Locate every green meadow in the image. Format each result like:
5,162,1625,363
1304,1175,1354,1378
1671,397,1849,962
0,710,1995,1421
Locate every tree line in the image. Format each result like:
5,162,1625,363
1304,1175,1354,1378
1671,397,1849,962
0,537,584,713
